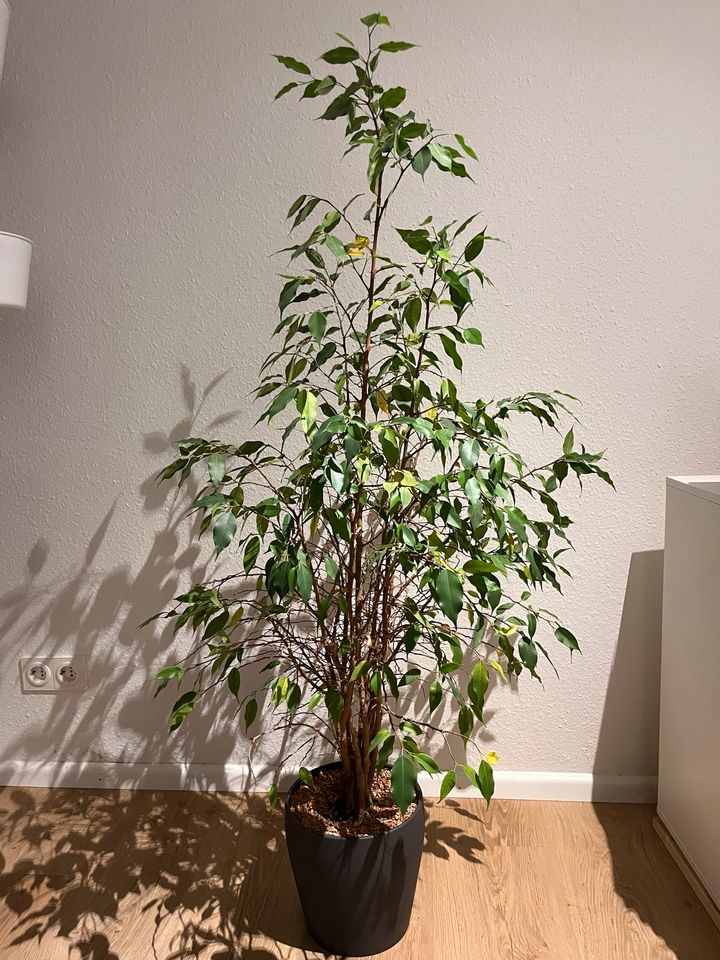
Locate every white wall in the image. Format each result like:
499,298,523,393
0,0,718,782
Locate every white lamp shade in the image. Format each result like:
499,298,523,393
0,1,9,82
0,232,32,309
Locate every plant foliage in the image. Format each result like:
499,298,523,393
145,13,613,818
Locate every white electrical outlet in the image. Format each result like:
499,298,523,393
24,660,51,689
20,657,87,693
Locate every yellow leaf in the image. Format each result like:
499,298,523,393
489,660,508,683
346,246,366,257
486,751,500,766
392,469,416,487
353,235,369,249
228,606,245,629
423,406,437,421
376,389,389,412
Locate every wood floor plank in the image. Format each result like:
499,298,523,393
1,787,718,959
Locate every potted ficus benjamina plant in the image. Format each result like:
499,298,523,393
144,11,612,956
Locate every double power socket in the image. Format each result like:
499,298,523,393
20,657,88,693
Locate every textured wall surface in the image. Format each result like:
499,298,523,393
0,0,718,778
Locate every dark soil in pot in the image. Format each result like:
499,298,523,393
284,761,425,957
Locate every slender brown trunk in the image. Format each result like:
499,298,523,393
340,140,385,820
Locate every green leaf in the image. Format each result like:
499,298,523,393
237,440,265,456
403,297,422,328
321,91,353,121
519,637,538,672
325,687,344,723
324,234,346,259
274,81,299,100
155,664,183,696
278,277,302,313
460,439,480,469
308,311,327,343
431,568,463,625
411,146,432,176
379,86,406,110
463,327,483,345
293,197,321,228
208,452,225,486
361,12,391,27
506,505,528,540
384,666,399,699
266,385,297,420
391,754,417,815
325,458,346,494
244,697,258,729
289,682,302,716
297,390,317,433
213,511,237,555
274,55,311,75
302,76,336,99
243,535,261,573
321,210,341,232
555,626,580,652
298,766,315,787
203,608,229,641
477,759,495,805
395,228,432,257
369,728,393,752
429,142,453,169
428,679,442,713
156,665,183,683
439,770,456,801
454,132,478,160
286,194,307,218
296,563,312,603
227,667,240,698
378,40,416,52
325,508,351,541
468,661,489,715
464,476,481,506
321,46,358,64
443,269,472,306
439,333,463,369
350,659,371,682
400,667,421,686
268,783,279,810
169,690,196,732
377,733,395,770
414,752,440,774
458,705,474,741
464,232,485,261
563,428,574,455
462,763,480,788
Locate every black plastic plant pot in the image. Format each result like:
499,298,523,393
284,761,425,957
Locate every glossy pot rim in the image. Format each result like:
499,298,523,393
285,759,424,840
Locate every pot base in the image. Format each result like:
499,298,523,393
284,761,425,957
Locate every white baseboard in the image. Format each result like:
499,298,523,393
0,760,657,804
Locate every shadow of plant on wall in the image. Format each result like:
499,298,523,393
0,366,253,776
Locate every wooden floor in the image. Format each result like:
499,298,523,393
0,787,718,959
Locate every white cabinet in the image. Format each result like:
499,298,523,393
658,477,720,910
